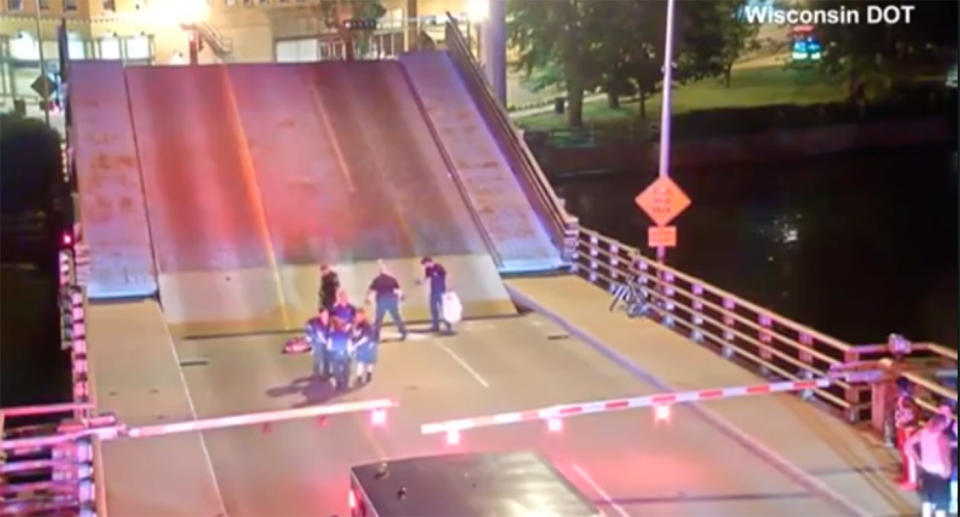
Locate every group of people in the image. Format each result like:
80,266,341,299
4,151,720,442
306,257,455,382
893,378,958,517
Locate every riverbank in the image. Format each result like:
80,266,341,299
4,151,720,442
528,117,953,175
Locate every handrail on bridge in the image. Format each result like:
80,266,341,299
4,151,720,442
442,13,579,260
573,227,957,424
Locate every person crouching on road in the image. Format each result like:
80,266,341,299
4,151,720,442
419,256,453,335
367,261,407,342
353,309,377,383
905,413,954,517
305,309,330,378
318,264,340,313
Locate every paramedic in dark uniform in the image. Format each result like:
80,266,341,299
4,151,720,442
367,262,407,341
419,256,453,334
318,264,340,312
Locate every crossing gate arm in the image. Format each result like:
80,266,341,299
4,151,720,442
2,398,397,450
420,379,832,435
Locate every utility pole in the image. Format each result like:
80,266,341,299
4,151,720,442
655,0,676,265
34,0,50,127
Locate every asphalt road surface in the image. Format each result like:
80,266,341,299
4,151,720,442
170,314,846,517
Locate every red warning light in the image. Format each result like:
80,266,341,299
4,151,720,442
349,489,356,509
654,405,671,423
62,232,73,246
547,418,563,433
371,409,386,427
446,429,461,445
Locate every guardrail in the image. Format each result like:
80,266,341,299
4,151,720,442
442,13,580,260
572,227,957,424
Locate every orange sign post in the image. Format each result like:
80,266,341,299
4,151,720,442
635,177,691,249
648,226,677,248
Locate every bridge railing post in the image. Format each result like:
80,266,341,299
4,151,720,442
757,314,773,375
721,298,736,358
843,349,862,423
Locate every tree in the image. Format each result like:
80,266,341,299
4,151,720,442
808,0,957,101
507,0,597,127
677,0,758,88
0,114,62,215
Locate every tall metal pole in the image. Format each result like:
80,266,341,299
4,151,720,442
34,0,50,127
655,0,676,264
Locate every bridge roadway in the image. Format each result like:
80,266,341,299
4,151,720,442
86,277,918,517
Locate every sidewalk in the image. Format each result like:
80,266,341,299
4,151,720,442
506,275,920,517
87,299,225,516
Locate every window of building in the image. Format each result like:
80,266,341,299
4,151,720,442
7,0,23,11
99,37,121,59
275,38,318,63
38,0,49,10
67,37,86,59
125,36,150,60
11,34,41,61
64,0,77,10
103,0,115,11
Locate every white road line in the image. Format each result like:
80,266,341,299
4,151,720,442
572,463,631,517
437,344,490,388
167,335,229,517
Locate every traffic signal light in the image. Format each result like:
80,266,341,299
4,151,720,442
342,19,377,30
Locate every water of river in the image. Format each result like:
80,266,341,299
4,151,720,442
553,144,959,348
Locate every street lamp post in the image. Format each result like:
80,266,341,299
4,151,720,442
34,0,50,127
656,0,677,265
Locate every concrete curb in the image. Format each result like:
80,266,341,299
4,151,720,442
506,284,873,517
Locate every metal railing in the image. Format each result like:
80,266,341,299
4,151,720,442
1,241,107,516
442,13,579,261
572,227,957,424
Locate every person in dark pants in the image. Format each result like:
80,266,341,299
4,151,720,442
419,256,453,334
318,264,339,312
329,288,358,327
906,414,953,517
367,262,407,341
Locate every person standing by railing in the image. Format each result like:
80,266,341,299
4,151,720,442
895,377,920,489
905,413,954,517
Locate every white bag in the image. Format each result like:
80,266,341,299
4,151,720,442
441,291,463,324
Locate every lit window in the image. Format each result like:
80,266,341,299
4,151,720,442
125,36,150,60
100,37,121,59
68,37,86,59
10,33,39,60
7,0,23,10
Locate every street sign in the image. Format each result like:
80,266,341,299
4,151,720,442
31,74,57,100
648,226,677,248
635,176,691,227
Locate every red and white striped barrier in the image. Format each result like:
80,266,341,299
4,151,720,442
0,402,94,419
2,398,397,450
421,378,832,435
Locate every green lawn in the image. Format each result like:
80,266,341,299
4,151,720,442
514,65,846,131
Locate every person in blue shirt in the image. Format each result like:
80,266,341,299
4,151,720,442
366,261,407,342
352,309,377,384
419,256,453,334
304,309,330,378
329,289,358,327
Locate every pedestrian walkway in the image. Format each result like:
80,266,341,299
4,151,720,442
86,299,224,516
506,275,920,517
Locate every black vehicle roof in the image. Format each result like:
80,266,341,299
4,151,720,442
351,451,601,517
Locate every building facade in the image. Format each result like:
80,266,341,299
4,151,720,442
0,0,476,105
